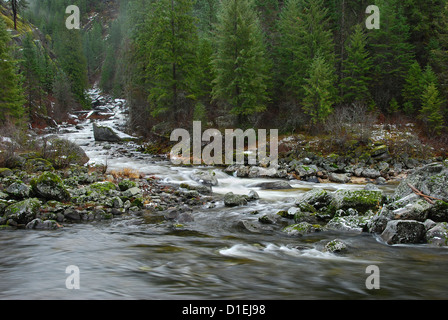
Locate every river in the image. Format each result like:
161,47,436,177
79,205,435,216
1,94,447,300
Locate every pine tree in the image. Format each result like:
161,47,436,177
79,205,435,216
419,82,444,135
277,0,335,98
368,0,414,112
430,2,448,101
0,17,25,123
302,55,337,125
142,0,199,122
212,0,271,123
340,24,373,106
402,60,423,115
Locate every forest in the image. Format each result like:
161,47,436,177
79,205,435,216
1,0,448,142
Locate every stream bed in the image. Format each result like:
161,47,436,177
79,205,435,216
1,94,447,300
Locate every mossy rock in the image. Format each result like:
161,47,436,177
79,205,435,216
89,181,118,195
282,222,323,236
0,168,13,177
24,158,54,172
4,198,42,225
118,179,137,191
30,172,71,202
331,190,383,214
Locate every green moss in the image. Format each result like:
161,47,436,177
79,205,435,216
89,181,117,194
333,190,383,214
118,179,137,191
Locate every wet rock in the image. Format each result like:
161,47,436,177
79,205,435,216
425,222,448,246
93,123,122,142
362,168,381,179
26,218,60,230
63,208,81,221
381,220,426,245
191,170,218,186
391,199,431,222
327,215,369,233
250,181,292,190
331,189,383,214
295,188,333,211
224,192,247,207
30,172,71,202
324,239,348,253
4,198,41,225
282,222,322,236
247,190,259,201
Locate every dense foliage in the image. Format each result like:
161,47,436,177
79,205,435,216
1,0,447,137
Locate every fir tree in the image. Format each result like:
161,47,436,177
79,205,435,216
419,82,444,135
340,24,373,106
402,60,423,115
277,0,335,98
211,0,271,123
0,17,25,123
302,55,337,125
143,0,199,122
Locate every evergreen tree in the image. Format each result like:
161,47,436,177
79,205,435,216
340,24,373,106
368,0,414,112
430,2,448,101
419,82,444,135
54,27,88,107
277,0,335,98
212,0,271,122
0,17,25,122
402,60,423,115
142,0,199,122
302,55,337,125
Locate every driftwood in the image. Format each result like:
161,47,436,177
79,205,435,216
407,183,442,205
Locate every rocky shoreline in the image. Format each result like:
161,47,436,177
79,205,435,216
222,161,448,249
0,160,210,231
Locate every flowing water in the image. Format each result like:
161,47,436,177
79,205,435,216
1,96,448,300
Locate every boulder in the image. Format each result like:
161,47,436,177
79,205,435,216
425,222,448,246
4,198,41,225
380,220,426,245
362,168,381,179
190,170,218,186
282,222,323,236
26,218,60,230
30,172,71,202
93,123,122,142
328,172,351,183
224,192,248,207
249,180,292,190
324,239,348,253
330,189,383,214
295,188,333,210
5,181,30,199
393,162,448,202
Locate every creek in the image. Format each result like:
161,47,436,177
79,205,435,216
1,92,447,300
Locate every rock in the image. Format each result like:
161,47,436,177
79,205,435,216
328,173,351,183
295,188,333,210
89,181,118,196
30,172,71,202
249,181,292,190
118,179,137,191
362,168,381,179
24,158,54,172
110,196,123,209
295,165,318,179
391,199,431,222
258,213,284,225
324,239,348,253
247,190,259,201
224,192,247,207
425,222,448,246
380,220,426,245
364,183,380,191
331,189,383,214
122,187,142,198
327,215,369,233
93,123,122,142
26,218,60,230
191,170,218,186
4,198,41,225
371,145,389,157
236,219,274,233
180,183,212,195
5,182,30,199
0,168,13,177
393,162,448,202
64,208,81,221
282,222,322,236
